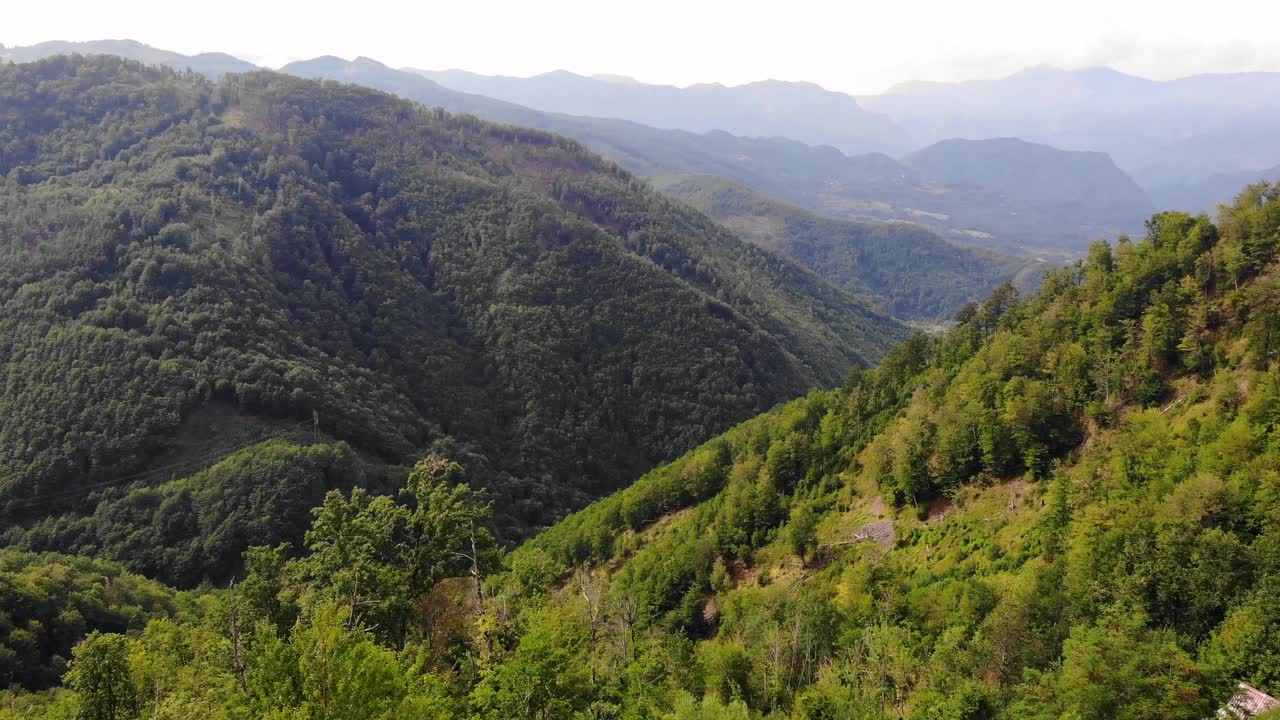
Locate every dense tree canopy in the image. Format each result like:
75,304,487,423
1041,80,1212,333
8,181,1279,719
4,54,1280,720
657,175,1041,321
0,56,905,565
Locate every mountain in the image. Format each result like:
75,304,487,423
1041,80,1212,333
654,174,1042,320
863,65,1280,190
408,67,911,155
0,38,256,77
8,182,1280,718
4,44,1147,252
0,56,907,580
287,57,1148,251
903,137,1155,233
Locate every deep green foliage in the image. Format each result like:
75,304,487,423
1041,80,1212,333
0,56,904,562
5,440,373,587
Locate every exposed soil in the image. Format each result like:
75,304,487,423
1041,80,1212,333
870,495,888,518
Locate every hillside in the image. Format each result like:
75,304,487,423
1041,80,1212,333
655,174,1042,320
0,56,906,575
409,68,911,155
501,182,1280,718
8,183,1280,719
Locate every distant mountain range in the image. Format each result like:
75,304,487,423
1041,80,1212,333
902,137,1153,234
408,67,911,156
283,56,1150,252
862,65,1280,204
9,39,1273,250
409,62,1280,214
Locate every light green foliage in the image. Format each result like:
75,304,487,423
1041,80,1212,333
0,551,182,691
1012,611,1223,720
292,455,496,648
663,691,752,720
471,615,590,720
66,632,139,720
788,503,818,563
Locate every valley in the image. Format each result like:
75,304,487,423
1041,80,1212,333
2,22,1280,720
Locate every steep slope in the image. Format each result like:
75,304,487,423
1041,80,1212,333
409,68,911,155
0,56,905,560
655,174,1041,320
10,184,1280,719
504,182,1280,718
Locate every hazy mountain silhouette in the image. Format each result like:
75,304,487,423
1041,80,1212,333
409,67,912,155
3,41,1158,250
863,65,1280,195
290,57,1149,250
0,38,256,77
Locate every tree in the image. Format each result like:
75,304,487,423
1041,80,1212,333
294,454,497,648
66,633,139,720
1245,275,1280,369
1011,611,1225,720
789,504,819,565
767,433,811,492
292,604,407,720
1203,577,1280,692
471,619,589,720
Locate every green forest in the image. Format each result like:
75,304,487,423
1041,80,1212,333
3,54,1280,720
655,175,1041,321
8,176,1280,720
0,55,906,574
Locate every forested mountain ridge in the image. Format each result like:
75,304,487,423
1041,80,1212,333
655,174,1042,320
7,176,1280,716
4,41,1152,252
285,56,1147,253
0,56,905,565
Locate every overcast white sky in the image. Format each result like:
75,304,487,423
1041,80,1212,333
5,0,1279,94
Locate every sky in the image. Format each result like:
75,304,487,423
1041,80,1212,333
5,0,1280,94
